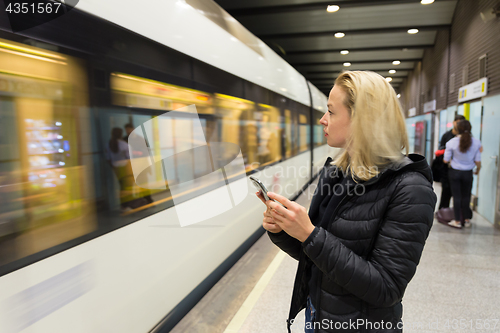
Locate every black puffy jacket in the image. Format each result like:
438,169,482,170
268,154,437,333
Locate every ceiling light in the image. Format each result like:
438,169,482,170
334,32,345,38
327,5,340,12
421,0,435,4
340,50,349,55
397,94,401,98
343,62,351,67
408,29,419,34
480,5,500,22
389,70,396,74
386,77,393,82
392,60,401,65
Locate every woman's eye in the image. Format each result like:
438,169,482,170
328,110,333,114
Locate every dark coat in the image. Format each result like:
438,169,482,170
268,154,437,333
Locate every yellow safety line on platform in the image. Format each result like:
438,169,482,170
223,250,286,333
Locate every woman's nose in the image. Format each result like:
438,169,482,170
319,114,327,125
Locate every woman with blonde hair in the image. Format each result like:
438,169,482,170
256,71,436,332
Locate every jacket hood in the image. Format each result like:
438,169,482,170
362,153,433,186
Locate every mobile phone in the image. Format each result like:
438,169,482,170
250,176,271,201
249,176,286,208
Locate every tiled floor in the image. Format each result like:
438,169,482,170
172,181,500,333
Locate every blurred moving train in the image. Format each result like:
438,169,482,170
0,0,339,332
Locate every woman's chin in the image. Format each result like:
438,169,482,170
327,141,347,149
326,140,341,148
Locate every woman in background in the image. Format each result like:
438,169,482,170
444,120,481,228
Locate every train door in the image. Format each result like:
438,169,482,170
477,95,500,225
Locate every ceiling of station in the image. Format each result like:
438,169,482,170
214,0,458,95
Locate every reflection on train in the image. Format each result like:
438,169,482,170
0,37,325,272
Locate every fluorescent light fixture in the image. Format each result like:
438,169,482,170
343,62,351,67
386,77,393,82
334,32,345,38
389,70,396,74
408,29,419,34
340,50,349,55
327,5,340,12
421,0,435,4
392,60,401,65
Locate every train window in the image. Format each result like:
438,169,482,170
314,110,327,147
291,109,299,156
298,113,310,153
283,109,292,159
256,104,281,167
0,38,97,268
214,93,258,171
108,73,222,216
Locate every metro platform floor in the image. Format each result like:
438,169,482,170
171,179,500,333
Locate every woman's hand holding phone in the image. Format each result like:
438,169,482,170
265,192,315,243
255,191,283,234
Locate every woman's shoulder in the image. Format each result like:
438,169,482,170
388,164,434,196
446,136,459,146
118,139,129,151
389,170,436,208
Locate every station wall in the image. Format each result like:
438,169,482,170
400,0,500,115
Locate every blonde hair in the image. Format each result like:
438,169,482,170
331,71,409,181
